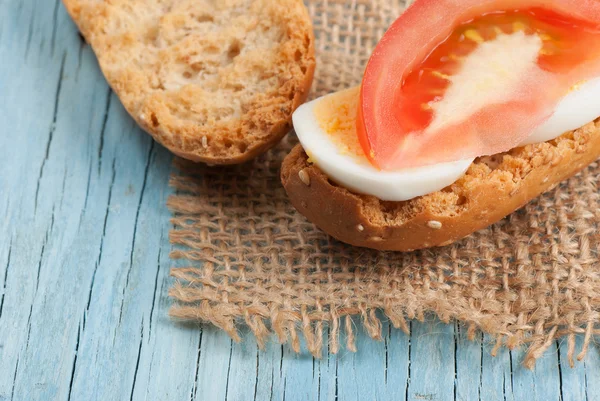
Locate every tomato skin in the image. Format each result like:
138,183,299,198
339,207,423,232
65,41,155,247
358,0,600,170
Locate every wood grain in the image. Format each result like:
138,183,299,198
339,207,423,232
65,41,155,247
0,1,597,400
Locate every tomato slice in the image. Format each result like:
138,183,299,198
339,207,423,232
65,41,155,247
358,0,600,170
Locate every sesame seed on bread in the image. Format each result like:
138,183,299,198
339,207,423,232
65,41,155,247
63,0,316,164
282,120,600,251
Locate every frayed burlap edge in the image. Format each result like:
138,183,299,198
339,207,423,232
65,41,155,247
167,143,600,370
167,0,600,369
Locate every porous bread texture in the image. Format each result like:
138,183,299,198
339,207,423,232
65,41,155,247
63,0,316,164
282,120,600,251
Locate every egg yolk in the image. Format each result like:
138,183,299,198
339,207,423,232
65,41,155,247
314,87,365,162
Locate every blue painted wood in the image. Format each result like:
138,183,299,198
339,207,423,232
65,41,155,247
406,318,456,401
455,325,483,401
480,335,514,401
277,338,319,401
223,328,260,401
384,320,411,401
1,1,600,400
510,344,561,401
558,337,587,401
254,339,286,401
583,339,600,401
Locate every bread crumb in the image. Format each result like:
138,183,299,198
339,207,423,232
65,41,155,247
427,220,443,229
299,169,311,186
542,177,549,183
357,224,364,232
551,156,562,167
202,136,208,149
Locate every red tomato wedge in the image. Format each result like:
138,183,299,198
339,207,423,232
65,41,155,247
357,0,600,170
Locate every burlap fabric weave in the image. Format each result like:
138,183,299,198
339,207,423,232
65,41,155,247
168,0,600,369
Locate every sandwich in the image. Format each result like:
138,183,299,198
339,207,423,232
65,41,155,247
282,0,600,251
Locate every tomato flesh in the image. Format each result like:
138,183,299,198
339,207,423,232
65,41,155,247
399,8,600,134
358,2,600,170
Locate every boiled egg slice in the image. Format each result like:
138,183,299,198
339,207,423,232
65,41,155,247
520,77,600,145
292,87,473,202
294,80,600,202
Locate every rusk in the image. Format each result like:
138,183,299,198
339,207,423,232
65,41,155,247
282,120,600,251
63,0,316,164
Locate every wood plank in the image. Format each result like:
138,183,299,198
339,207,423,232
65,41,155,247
315,332,337,401
332,314,412,401
192,326,234,401
557,338,587,401
583,342,600,401
405,318,456,401
510,344,561,401
0,0,105,399
223,329,260,401
0,2,201,400
126,148,202,401
61,114,182,401
276,337,320,401
335,316,388,401
383,320,411,401
254,338,285,401
455,324,483,401
219,329,336,401
480,336,514,401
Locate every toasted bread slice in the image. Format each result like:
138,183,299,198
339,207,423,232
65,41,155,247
63,0,315,164
282,121,600,251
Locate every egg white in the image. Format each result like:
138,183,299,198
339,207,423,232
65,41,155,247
293,96,473,201
520,76,600,146
293,77,600,202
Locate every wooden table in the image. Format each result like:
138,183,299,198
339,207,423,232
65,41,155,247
1,1,598,400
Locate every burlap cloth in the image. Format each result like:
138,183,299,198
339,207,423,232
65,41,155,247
167,0,600,369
